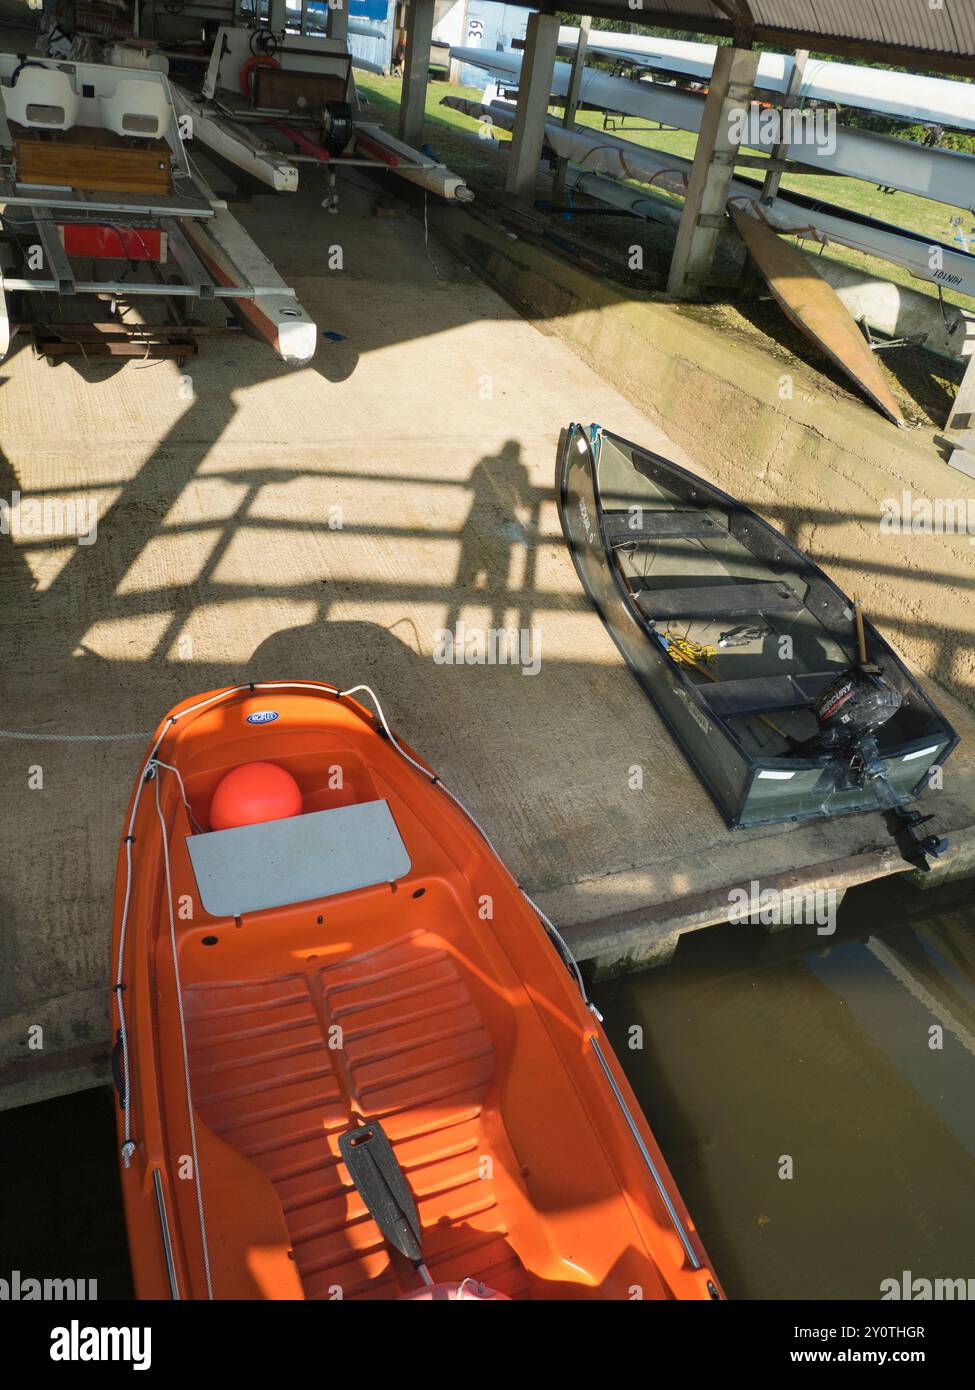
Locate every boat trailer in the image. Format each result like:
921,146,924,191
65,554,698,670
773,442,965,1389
0,53,316,365
172,25,474,209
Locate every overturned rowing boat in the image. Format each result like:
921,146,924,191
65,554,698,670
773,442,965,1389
728,203,906,427
558,426,958,842
112,681,721,1300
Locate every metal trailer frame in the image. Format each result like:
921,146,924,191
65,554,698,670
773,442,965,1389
0,53,316,363
179,24,473,204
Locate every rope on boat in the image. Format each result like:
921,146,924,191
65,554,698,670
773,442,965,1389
0,729,150,741
116,727,173,1168
152,759,205,834
662,631,717,667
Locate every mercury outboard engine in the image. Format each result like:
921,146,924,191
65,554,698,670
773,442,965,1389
321,101,354,155
798,665,947,869
802,666,903,756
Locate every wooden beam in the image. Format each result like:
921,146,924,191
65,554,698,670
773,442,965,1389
946,352,975,434
750,27,975,79
328,1,349,42
398,0,435,148
505,12,560,204
943,324,975,477
667,44,760,299
710,0,755,46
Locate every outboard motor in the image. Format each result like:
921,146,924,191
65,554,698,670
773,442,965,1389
798,665,948,870
797,665,903,803
321,101,354,155
802,666,903,756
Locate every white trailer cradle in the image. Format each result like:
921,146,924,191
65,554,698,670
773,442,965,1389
0,53,316,363
176,25,473,208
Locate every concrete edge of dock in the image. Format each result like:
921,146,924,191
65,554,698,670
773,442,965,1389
563,823,975,978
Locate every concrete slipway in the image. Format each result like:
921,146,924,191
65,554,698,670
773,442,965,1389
2,176,974,1111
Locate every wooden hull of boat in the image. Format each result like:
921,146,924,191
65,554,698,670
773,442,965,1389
111,682,721,1301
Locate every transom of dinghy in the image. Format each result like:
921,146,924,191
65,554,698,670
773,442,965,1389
183,932,532,1300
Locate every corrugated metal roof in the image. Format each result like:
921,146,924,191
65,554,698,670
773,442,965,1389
749,0,973,54
531,1,975,73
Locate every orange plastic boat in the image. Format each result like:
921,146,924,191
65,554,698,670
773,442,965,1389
111,681,722,1301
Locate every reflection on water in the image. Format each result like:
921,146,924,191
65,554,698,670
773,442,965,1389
592,875,975,1301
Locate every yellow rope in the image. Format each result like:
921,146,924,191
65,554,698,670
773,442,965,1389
664,632,717,667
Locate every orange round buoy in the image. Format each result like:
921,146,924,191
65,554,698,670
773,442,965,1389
209,762,302,831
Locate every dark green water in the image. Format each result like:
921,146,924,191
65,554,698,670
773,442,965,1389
2,876,972,1302
593,874,975,1300
0,1086,132,1299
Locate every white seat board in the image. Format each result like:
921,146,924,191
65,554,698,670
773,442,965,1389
187,798,412,917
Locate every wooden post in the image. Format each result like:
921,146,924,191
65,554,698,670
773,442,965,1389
504,12,559,204
328,1,349,44
551,17,591,204
666,44,760,300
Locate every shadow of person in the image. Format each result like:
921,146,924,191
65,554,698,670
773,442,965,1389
448,440,539,633
244,609,634,884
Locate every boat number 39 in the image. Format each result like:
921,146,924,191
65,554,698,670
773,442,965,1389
246,710,280,725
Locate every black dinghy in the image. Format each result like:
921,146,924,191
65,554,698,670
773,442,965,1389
557,424,958,845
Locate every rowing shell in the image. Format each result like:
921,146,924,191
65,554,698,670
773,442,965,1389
729,203,906,426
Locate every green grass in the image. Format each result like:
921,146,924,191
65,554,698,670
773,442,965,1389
354,70,974,314
571,114,970,243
